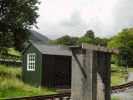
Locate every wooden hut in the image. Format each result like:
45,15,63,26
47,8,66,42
22,43,72,88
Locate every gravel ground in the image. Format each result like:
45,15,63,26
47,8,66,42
128,71,133,82
111,88,133,100
111,71,133,100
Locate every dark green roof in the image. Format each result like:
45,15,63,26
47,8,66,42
22,43,72,56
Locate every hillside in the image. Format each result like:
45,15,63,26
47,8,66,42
29,34,43,43
29,30,51,42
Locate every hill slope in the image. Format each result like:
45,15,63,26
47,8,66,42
29,30,51,42
29,34,43,43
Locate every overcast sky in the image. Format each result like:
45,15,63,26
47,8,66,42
32,0,133,40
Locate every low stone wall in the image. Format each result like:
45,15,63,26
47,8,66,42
0,58,22,67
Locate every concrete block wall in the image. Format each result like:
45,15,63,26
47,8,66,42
71,48,111,100
71,48,86,100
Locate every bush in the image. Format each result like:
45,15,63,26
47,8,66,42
111,55,117,64
1,55,6,59
7,56,12,60
0,64,22,78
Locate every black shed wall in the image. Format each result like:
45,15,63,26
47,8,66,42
41,55,55,87
41,54,71,88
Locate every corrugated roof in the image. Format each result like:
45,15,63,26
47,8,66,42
32,43,72,56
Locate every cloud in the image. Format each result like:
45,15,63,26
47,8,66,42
58,11,90,37
59,11,82,28
107,0,133,37
32,0,133,40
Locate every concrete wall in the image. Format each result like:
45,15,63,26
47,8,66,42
71,48,111,100
97,52,111,100
71,48,86,100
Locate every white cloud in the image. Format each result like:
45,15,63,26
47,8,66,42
33,0,133,40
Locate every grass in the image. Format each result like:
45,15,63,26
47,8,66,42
0,48,22,60
111,64,133,71
111,64,133,86
0,64,58,99
111,71,129,86
126,68,133,71
0,64,22,78
8,48,22,57
0,77,58,99
111,64,126,70
111,98,122,100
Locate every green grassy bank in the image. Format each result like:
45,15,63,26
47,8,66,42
0,64,58,99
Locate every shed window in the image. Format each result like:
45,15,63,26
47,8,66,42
27,53,35,71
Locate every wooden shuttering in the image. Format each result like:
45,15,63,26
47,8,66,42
59,43,119,54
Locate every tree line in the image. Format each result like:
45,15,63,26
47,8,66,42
43,29,133,68
43,30,110,47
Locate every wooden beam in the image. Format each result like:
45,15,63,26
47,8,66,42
112,49,119,54
82,43,119,54
59,44,72,53
82,43,98,51
59,43,119,54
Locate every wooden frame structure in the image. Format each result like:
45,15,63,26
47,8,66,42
59,43,119,54
59,43,119,100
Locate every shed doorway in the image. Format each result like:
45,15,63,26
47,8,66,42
54,56,71,88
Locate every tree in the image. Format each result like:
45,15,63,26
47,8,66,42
69,37,79,46
84,30,95,38
76,36,109,47
55,35,71,45
107,28,133,67
100,38,110,47
116,46,132,68
44,35,79,46
76,36,98,46
54,35,78,46
0,0,41,52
